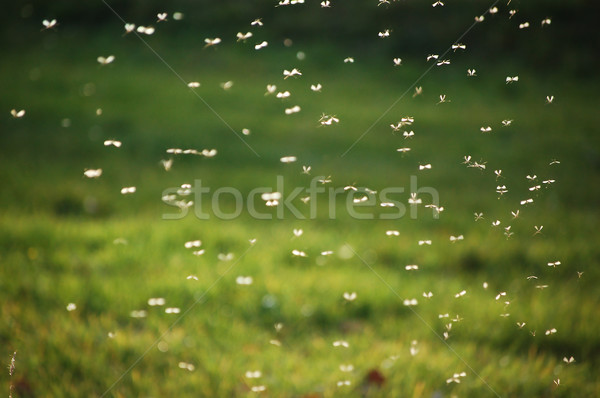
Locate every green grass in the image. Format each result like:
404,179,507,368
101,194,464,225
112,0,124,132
1,20,599,398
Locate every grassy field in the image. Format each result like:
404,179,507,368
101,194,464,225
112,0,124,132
1,9,600,398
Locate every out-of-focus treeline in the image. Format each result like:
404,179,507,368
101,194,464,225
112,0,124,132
3,0,598,76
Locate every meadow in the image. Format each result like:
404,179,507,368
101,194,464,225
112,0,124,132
1,2,600,397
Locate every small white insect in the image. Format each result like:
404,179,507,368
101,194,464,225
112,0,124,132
547,261,561,268
130,310,147,318
265,84,277,95
467,69,477,76
495,292,506,300
403,130,414,139
201,149,217,157
66,303,76,311
419,164,432,170
534,226,543,235
157,13,168,22
220,81,234,90
545,328,557,335
283,68,302,79
83,169,102,178
408,193,421,204
251,386,266,392
104,139,122,147
563,356,575,364
284,105,301,115
378,29,391,38
292,249,307,257
97,55,115,65
541,18,552,26
120,186,136,195
519,22,530,29
165,307,181,314
236,276,253,285
236,32,253,41
492,220,501,227
184,240,202,249
204,37,222,47
432,1,444,7
254,41,268,50
438,94,449,104
321,1,331,7
276,91,291,99
497,185,508,195
136,26,155,35
506,76,519,84
321,250,334,256
124,23,136,34
187,275,199,280
489,7,498,14
392,57,402,66
520,198,534,205
218,253,234,261
343,292,357,301
452,43,466,51
446,372,467,384
337,380,351,387
413,86,423,97
343,57,354,63
502,119,513,126
310,83,322,92
480,126,492,133
339,364,354,372
403,298,418,306
251,18,263,26
423,292,433,298
436,59,451,66
42,19,57,30
396,147,411,153
178,362,195,371
333,340,349,348
455,290,467,298
10,109,25,118
475,15,485,23
280,156,297,163
148,297,165,306
418,240,432,246
245,370,262,379
450,235,464,242
517,322,526,328
320,115,339,125
546,95,554,104
427,54,439,61
405,265,419,270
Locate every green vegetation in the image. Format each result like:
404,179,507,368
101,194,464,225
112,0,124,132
1,5,599,397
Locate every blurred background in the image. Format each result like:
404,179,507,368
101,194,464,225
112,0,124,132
1,1,599,397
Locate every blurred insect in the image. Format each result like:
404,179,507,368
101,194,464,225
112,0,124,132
343,292,357,301
405,265,419,270
511,210,520,218
436,59,451,66
455,290,467,298
502,119,513,126
285,105,301,115
452,43,466,51
492,220,501,226
397,147,411,153
204,37,221,48
251,386,266,392
97,55,115,65
251,18,263,26
506,76,519,84
339,364,354,372
333,340,349,348
520,198,533,205
254,41,268,50
432,1,444,7
418,240,432,246
283,68,302,79
408,193,421,204
236,276,253,285
136,26,155,35
450,235,464,242
157,13,168,22
276,91,291,99
495,169,502,179
10,109,25,118
310,83,322,92
187,81,200,88
42,19,57,30
480,126,492,133
165,307,181,314
413,86,422,97
344,57,354,63
497,185,508,195
124,23,136,34
403,298,418,306
378,29,391,38
265,84,277,95
292,249,307,257
403,130,414,138
438,94,449,104
509,10,518,18
423,292,433,298
419,164,432,170
280,156,297,163
427,54,439,61
245,370,262,379
321,1,331,7
519,22,530,29
541,18,552,26
385,230,400,237
120,186,136,194
236,32,252,41
393,58,402,66
475,15,485,23
547,261,561,267
534,225,543,235
517,322,526,328
302,165,311,174
489,6,498,14
545,328,557,335
84,169,102,178
546,95,554,104
467,69,477,76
